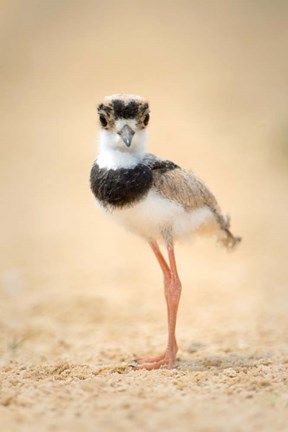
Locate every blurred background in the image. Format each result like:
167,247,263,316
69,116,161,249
0,0,288,429
0,0,288,431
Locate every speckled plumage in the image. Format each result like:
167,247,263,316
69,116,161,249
97,94,150,130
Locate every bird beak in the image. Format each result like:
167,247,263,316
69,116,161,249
118,125,135,147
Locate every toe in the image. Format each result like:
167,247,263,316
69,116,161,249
133,358,167,371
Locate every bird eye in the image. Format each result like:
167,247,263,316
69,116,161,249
143,114,150,126
99,115,108,127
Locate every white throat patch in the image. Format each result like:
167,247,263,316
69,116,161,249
97,149,143,170
97,128,147,170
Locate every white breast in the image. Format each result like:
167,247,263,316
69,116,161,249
109,190,215,241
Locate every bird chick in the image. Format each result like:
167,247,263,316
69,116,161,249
90,94,241,370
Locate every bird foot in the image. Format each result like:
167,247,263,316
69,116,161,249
131,349,177,370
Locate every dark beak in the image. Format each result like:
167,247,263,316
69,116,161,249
118,124,135,147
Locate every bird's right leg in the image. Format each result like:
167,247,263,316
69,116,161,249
134,240,178,369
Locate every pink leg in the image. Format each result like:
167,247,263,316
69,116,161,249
134,240,182,370
165,240,182,368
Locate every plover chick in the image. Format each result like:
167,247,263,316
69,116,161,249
90,93,241,370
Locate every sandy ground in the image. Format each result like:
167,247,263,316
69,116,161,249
1,1,288,431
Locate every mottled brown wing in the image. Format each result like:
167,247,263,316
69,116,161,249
151,165,241,249
152,167,221,215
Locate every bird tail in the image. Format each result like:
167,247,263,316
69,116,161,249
216,214,242,250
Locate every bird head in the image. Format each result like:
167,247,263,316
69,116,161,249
97,94,150,154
